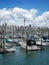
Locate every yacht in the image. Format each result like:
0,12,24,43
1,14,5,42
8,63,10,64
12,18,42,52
19,35,41,51
36,38,49,46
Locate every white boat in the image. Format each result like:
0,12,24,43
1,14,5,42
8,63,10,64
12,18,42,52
36,38,49,46
19,41,40,51
36,40,46,46
5,46,16,52
45,39,49,46
4,35,9,39
0,43,16,53
2,43,16,53
13,38,21,43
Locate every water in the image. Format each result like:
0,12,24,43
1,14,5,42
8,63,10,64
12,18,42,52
0,46,49,65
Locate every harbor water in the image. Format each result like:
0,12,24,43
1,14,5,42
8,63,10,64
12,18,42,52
0,46,49,65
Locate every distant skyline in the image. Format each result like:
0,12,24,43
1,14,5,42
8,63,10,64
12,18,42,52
0,0,49,27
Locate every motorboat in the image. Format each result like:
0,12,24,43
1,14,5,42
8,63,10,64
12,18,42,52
5,46,16,52
19,36,41,51
36,38,49,46
6,38,13,43
0,43,16,53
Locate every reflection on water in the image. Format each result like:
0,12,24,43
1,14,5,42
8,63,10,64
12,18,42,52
0,46,49,65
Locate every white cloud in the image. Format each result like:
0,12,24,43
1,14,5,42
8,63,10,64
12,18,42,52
35,11,49,27
0,7,49,27
12,7,38,21
0,8,11,17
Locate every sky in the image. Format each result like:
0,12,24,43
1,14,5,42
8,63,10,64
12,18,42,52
0,0,49,27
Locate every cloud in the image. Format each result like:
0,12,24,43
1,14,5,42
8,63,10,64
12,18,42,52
35,11,49,27
12,7,38,21
12,7,38,26
0,7,38,26
0,8,12,25
0,7,49,27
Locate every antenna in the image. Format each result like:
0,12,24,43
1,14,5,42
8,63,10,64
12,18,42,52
24,18,25,27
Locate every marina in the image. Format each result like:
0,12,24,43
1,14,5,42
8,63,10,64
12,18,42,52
0,24,49,65
0,24,49,53
0,26,49,65
0,0,49,65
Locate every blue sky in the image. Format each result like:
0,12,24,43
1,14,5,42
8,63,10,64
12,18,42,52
0,0,49,27
0,0,49,14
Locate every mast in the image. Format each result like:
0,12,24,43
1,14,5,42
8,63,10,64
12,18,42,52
40,27,42,50
2,29,5,52
24,18,25,35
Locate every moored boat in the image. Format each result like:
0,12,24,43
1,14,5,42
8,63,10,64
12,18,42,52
19,37,41,51
5,46,16,52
